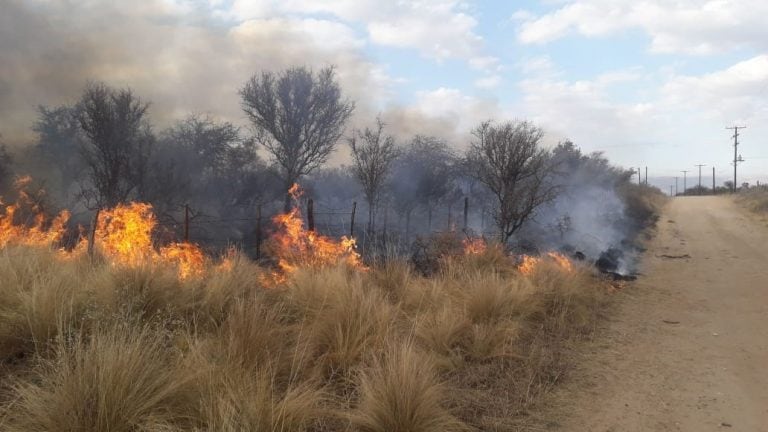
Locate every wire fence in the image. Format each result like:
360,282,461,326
58,196,501,260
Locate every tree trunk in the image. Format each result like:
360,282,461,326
367,202,374,235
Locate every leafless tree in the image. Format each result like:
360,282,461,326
33,105,87,197
239,66,355,210
76,83,153,208
466,120,558,243
348,117,399,234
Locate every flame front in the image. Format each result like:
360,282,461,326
0,176,69,249
159,242,205,279
95,202,205,279
462,237,487,255
96,202,156,266
547,252,574,273
518,252,575,276
268,184,363,282
518,255,542,276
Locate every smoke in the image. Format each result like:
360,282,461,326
0,0,497,152
514,144,642,275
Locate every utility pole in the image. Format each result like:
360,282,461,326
674,176,679,196
695,164,706,195
638,167,642,185
645,166,648,185
726,125,746,192
681,170,689,195
712,167,716,194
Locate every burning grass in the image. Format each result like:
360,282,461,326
0,180,620,430
0,234,616,431
267,184,363,278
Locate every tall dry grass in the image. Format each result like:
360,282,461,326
735,186,768,214
0,243,614,431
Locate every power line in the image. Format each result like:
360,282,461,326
726,125,746,192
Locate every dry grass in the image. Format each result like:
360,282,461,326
0,243,615,431
736,186,768,214
2,325,195,432
349,342,466,432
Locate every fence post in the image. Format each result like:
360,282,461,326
184,204,190,242
462,197,468,231
350,201,356,237
87,208,101,258
255,204,262,260
307,198,315,232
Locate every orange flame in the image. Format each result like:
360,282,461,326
0,176,69,249
518,255,542,276
159,242,206,279
215,247,238,272
462,237,487,255
96,202,156,266
95,202,205,279
518,252,575,276
547,251,574,273
268,183,363,283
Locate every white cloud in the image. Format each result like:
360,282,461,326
412,87,501,132
226,0,486,62
516,59,664,161
474,75,502,89
662,55,768,123
518,55,558,76
514,0,768,55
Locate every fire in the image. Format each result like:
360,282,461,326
159,242,205,279
517,252,575,276
0,176,69,249
268,183,363,282
518,255,541,276
462,237,487,255
287,183,302,198
95,202,205,279
547,252,574,273
96,202,156,266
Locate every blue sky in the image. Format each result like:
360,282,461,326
2,0,768,189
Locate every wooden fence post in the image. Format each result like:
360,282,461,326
350,201,356,237
87,208,100,258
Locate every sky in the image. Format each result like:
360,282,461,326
1,0,767,191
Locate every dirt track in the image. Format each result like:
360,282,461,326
547,196,768,431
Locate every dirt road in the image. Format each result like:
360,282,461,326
547,196,768,431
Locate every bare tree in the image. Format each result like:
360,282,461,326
33,105,87,198
348,117,399,234
466,120,558,243
239,66,355,210
145,114,257,215
76,83,153,208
